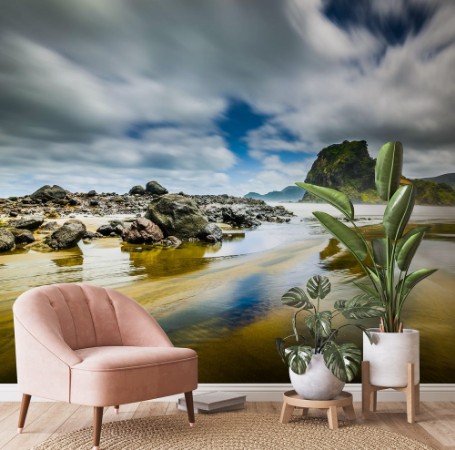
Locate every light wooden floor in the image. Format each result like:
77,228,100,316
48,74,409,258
0,400,454,449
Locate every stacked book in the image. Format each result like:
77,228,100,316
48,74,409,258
177,392,246,414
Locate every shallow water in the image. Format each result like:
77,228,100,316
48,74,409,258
0,204,454,383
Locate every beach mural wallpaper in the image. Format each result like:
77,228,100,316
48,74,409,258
0,0,454,385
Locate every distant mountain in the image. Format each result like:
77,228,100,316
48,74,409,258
302,140,455,205
244,185,304,202
423,173,455,188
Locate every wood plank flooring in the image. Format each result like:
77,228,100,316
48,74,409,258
0,400,454,449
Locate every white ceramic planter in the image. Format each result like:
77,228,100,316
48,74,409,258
363,328,420,387
289,354,345,400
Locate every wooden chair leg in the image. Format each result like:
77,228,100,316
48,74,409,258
184,391,195,427
17,394,32,433
93,407,104,450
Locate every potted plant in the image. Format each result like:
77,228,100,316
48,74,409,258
276,275,383,400
295,141,437,387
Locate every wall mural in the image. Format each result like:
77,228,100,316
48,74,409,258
0,1,454,384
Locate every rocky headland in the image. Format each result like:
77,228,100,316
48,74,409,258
0,182,293,253
302,140,455,205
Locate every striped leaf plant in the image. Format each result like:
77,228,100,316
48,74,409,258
276,275,384,382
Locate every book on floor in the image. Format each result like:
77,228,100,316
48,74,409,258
177,391,246,413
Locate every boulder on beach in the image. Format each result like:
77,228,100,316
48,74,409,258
145,194,209,239
0,229,15,252
122,217,164,244
221,205,261,228
10,229,35,245
198,223,223,243
30,185,68,203
45,220,86,249
97,220,125,236
129,185,146,195
145,180,168,196
9,216,45,231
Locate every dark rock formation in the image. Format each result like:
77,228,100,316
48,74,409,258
129,185,146,195
145,194,208,239
220,205,261,228
145,180,168,196
0,229,15,252
45,220,86,249
122,217,164,244
87,190,97,197
38,221,59,233
303,140,377,203
194,195,293,226
198,223,223,243
9,216,45,230
30,185,68,203
10,229,35,245
97,220,125,236
83,231,103,240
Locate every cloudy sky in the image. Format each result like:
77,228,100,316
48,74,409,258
1,0,454,197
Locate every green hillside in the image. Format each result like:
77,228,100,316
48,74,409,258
301,140,455,205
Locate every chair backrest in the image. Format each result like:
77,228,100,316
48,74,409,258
13,283,164,350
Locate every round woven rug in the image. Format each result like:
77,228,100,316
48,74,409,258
32,412,434,450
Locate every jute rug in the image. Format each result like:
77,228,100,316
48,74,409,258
32,413,435,449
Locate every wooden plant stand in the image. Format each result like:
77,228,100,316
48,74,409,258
280,390,356,430
362,361,420,424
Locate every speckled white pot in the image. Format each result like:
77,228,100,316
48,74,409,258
289,354,345,400
363,328,420,387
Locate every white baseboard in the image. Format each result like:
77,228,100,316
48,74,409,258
1,383,455,403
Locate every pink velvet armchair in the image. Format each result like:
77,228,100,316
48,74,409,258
13,283,198,450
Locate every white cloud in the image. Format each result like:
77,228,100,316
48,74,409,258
0,0,454,197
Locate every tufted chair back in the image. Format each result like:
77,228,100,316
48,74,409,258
14,283,172,352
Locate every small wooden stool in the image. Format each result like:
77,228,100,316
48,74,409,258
362,361,420,424
280,390,356,430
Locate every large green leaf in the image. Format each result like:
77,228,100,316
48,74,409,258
313,211,368,262
335,294,385,319
295,182,354,220
397,268,438,299
306,275,331,300
322,342,361,382
383,184,416,240
375,141,403,201
395,227,427,271
372,238,388,268
353,281,380,300
285,345,313,375
281,287,313,309
304,311,332,338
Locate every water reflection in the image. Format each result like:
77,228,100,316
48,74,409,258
52,247,84,268
162,274,270,342
123,243,211,279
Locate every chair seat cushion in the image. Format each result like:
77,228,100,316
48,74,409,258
73,346,196,371
70,346,197,406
